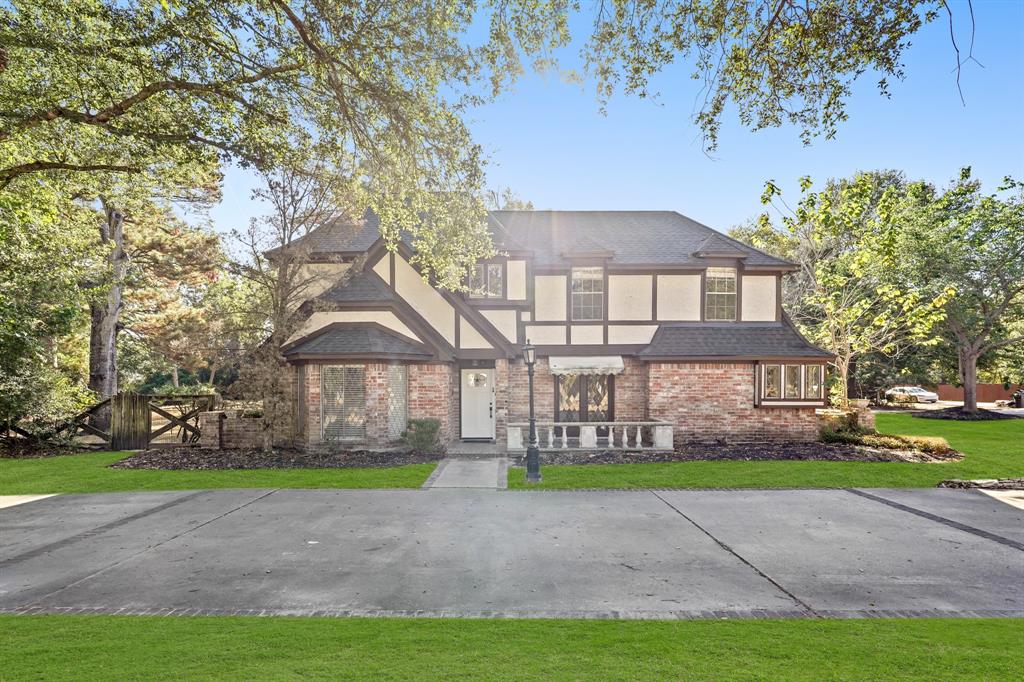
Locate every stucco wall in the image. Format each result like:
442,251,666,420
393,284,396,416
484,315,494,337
607,325,658,344
656,274,702,321
524,324,566,345
394,254,456,344
608,275,653,320
570,324,603,345
458,315,492,349
480,309,518,343
371,254,391,283
507,260,527,300
534,275,567,321
287,311,420,345
741,275,777,322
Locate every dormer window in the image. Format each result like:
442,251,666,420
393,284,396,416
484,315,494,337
469,263,503,298
705,267,737,321
571,267,604,321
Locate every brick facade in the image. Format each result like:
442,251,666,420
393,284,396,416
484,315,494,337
283,358,819,450
197,410,262,450
408,363,458,443
647,362,819,445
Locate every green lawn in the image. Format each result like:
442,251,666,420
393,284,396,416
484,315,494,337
0,451,435,494
1,615,1019,681
508,412,1024,489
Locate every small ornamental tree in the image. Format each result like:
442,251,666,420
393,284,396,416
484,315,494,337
758,171,952,407
901,170,1024,413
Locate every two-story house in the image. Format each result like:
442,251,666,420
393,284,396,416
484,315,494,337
278,210,832,451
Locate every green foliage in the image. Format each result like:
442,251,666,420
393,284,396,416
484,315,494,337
1,1,966,280
898,170,1024,409
582,0,941,150
820,428,953,456
0,179,98,425
402,418,442,453
754,171,952,406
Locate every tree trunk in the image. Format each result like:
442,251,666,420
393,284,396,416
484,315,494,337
832,356,851,408
960,348,979,413
88,202,127,429
171,366,179,388
208,365,217,386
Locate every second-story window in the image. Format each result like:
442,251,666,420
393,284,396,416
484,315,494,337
571,267,604,321
469,263,503,298
705,267,737,321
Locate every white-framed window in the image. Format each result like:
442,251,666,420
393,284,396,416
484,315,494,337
705,267,737,321
804,365,823,399
469,263,504,298
571,267,604,321
761,364,825,401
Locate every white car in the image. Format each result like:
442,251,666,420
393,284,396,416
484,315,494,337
885,386,939,403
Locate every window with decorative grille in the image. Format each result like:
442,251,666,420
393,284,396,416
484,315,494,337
321,365,366,442
571,267,604,320
386,364,408,441
705,267,737,321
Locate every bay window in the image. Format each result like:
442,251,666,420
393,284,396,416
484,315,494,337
760,364,826,401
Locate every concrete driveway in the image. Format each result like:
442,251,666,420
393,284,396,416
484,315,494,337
1,488,1021,620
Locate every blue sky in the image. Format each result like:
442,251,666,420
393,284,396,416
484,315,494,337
210,0,1024,236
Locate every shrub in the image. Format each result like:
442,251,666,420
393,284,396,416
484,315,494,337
823,428,953,455
402,418,442,452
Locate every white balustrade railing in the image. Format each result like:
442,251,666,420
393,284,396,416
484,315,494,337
506,421,673,451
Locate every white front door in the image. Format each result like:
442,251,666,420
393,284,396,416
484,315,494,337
460,368,495,440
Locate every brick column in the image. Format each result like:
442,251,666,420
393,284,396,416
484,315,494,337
364,363,390,447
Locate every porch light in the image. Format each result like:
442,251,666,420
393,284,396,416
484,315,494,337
522,341,536,366
522,341,541,484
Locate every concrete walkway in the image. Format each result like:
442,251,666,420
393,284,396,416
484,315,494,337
423,458,508,489
1,487,1021,620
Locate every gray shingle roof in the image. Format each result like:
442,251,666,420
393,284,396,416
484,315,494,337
488,210,792,267
287,209,792,268
283,325,430,358
318,269,395,303
640,320,832,359
267,210,381,258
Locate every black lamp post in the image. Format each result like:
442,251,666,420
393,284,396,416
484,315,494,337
522,341,541,484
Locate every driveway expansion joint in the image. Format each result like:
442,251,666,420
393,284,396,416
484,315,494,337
0,490,207,571
12,488,280,609
650,490,819,618
846,488,1024,551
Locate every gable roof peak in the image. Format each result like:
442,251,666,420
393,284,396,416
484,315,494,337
693,232,749,259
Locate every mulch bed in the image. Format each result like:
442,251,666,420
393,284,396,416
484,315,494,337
912,407,1022,421
514,441,961,466
110,446,442,470
0,439,92,459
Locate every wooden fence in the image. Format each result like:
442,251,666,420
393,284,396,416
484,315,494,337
41,391,218,450
934,383,1023,403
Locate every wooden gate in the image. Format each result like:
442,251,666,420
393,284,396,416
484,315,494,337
110,391,152,450
48,392,217,450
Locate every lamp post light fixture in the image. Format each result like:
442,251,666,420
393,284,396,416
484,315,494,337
522,341,541,484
